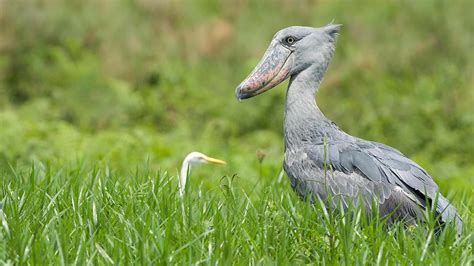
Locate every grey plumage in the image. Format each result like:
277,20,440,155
236,24,462,234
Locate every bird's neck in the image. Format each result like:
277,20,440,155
179,159,191,195
284,64,335,149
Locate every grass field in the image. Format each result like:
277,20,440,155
0,0,473,264
0,166,472,264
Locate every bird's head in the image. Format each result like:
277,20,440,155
185,152,227,165
235,24,340,100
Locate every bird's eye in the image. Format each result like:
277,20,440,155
284,36,296,46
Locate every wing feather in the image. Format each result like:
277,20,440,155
295,138,462,234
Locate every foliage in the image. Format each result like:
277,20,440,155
0,168,472,264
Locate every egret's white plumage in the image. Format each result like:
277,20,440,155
179,151,226,196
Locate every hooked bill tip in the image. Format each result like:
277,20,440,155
235,78,265,102
235,88,252,101
235,84,248,101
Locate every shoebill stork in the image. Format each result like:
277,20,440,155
235,24,462,233
179,152,226,196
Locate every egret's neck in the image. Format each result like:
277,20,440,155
284,64,334,149
179,159,192,196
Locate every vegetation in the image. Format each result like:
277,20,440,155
0,0,472,264
0,168,472,264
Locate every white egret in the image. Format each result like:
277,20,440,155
179,151,226,196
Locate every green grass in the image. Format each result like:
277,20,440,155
0,164,472,264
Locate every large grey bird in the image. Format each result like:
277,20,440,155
235,24,462,234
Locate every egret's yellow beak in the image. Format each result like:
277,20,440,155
203,156,226,165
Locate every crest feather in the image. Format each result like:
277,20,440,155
324,23,342,40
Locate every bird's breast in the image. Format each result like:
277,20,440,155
284,149,308,168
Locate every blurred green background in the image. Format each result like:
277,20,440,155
0,0,473,194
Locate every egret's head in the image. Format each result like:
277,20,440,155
235,24,341,100
185,152,226,165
